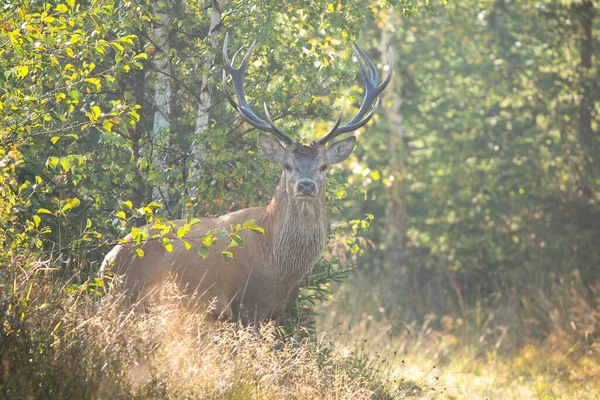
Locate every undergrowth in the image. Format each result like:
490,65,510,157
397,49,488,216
0,257,408,399
320,267,600,399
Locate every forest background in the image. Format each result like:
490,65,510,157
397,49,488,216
1,0,599,398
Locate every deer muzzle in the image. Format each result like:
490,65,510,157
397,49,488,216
295,179,317,198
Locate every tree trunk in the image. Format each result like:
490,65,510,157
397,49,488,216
575,1,596,200
151,2,171,207
185,0,221,217
129,67,149,206
381,15,407,277
576,0,594,152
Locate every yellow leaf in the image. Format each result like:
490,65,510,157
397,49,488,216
131,227,141,241
16,65,29,78
56,4,68,12
70,34,81,45
135,248,144,258
59,156,70,170
177,226,189,238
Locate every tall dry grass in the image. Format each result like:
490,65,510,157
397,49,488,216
319,267,600,399
1,259,414,399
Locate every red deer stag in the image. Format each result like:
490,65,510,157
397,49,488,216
101,34,392,324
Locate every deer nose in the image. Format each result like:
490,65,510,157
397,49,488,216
296,179,317,197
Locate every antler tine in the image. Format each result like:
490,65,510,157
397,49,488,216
312,103,345,146
262,103,289,137
222,33,294,145
316,44,393,145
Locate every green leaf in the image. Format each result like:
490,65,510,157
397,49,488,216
198,246,209,258
60,198,80,215
202,233,213,247
60,157,70,171
221,250,233,261
47,157,59,169
110,42,124,54
229,233,244,247
103,120,113,132
18,181,29,194
243,220,265,235
119,36,135,45
188,218,201,226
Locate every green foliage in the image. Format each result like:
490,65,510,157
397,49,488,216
345,1,600,331
1,0,148,270
1,0,430,320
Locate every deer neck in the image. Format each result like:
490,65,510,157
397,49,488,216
263,183,327,282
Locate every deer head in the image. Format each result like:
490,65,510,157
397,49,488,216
222,33,392,209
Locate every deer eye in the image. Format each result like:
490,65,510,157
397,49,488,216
284,163,293,172
320,164,329,172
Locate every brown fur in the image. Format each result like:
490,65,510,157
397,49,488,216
101,138,355,324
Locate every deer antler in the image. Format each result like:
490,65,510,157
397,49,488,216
222,33,295,146
315,44,393,145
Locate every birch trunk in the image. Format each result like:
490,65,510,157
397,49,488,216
381,17,407,276
186,0,221,215
151,2,171,206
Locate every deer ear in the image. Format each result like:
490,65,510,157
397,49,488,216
258,133,286,163
326,136,356,164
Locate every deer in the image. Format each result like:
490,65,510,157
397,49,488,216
101,33,392,325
